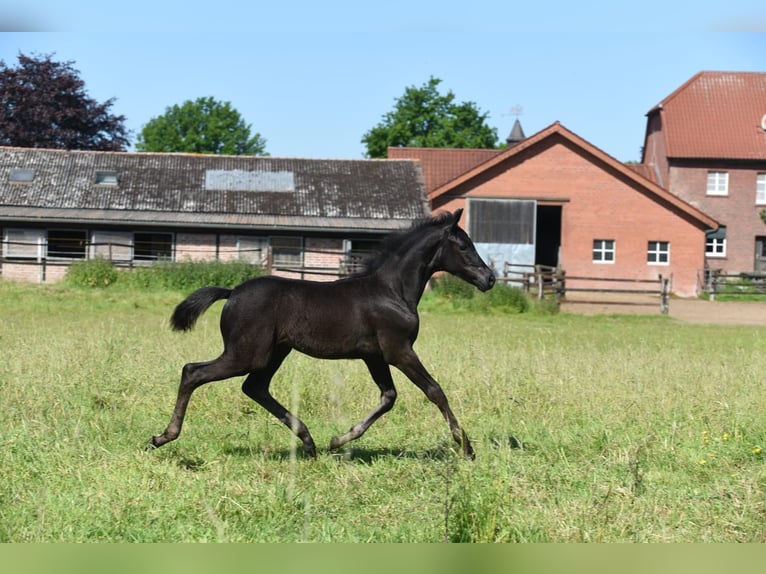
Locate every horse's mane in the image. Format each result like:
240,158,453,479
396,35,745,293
354,211,454,276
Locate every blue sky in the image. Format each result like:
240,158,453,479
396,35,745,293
1,2,765,162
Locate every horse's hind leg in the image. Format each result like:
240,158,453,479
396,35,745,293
151,355,247,448
240,347,317,457
329,356,397,450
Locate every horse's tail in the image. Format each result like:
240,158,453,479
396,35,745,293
170,286,232,332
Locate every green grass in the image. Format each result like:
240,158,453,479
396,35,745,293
0,280,764,542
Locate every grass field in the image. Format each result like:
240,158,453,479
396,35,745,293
0,280,764,542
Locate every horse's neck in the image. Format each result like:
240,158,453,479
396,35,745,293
378,232,441,309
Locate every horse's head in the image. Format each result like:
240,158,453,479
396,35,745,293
437,209,495,292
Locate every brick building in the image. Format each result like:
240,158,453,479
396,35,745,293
389,122,719,297
641,71,766,276
0,147,429,283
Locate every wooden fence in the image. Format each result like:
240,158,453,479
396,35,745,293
702,269,766,300
498,262,671,314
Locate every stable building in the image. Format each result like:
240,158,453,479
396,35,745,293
0,147,429,283
389,122,719,297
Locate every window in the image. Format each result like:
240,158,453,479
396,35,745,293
237,236,268,265
271,236,303,268
92,230,132,261
592,239,615,263
343,238,379,274
757,173,766,205
647,241,670,265
47,229,87,259
3,228,44,259
705,227,726,258
95,171,119,186
706,171,728,196
9,168,35,183
134,232,173,261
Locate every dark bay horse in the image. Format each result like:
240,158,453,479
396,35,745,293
151,209,495,458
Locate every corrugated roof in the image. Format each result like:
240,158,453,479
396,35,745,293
0,147,429,231
648,71,766,160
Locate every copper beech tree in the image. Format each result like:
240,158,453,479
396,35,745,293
0,53,129,151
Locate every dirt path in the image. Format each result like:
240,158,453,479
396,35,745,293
560,294,766,326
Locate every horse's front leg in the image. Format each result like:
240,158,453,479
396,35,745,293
392,348,474,459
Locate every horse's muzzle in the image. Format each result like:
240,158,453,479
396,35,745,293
478,271,496,292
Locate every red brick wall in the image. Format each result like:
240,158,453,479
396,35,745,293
669,164,766,273
434,136,707,296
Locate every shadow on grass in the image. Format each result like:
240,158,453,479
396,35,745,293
148,432,527,469
221,443,455,463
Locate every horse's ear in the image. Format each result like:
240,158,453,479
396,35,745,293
452,208,464,227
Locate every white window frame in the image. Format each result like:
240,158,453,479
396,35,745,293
3,228,44,259
133,232,174,261
706,237,726,258
46,229,88,260
237,236,268,265
756,173,766,205
592,239,615,264
270,236,303,268
647,241,670,265
706,171,728,196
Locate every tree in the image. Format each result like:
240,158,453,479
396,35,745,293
0,53,130,151
136,97,267,155
362,77,499,158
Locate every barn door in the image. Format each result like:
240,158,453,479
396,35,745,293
755,236,766,273
467,199,536,275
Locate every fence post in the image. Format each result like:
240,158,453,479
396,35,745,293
660,275,669,314
535,265,544,300
556,268,566,305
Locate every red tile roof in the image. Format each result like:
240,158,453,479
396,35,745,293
648,71,766,160
427,121,719,230
387,146,500,192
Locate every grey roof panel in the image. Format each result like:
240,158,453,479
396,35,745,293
0,148,430,231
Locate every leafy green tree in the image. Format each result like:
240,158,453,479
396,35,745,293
362,77,499,158
136,96,267,155
0,52,129,150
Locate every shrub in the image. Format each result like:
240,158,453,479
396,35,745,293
65,258,119,288
121,260,264,291
427,274,532,314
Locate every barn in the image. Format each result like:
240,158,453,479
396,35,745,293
389,122,720,297
0,147,429,283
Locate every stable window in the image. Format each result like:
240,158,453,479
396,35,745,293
706,171,728,196
647,241,670,265
756,173,766,205
47,229,87,259
705,227,726,258
271,236,303,268
134,232,173,261
237,236,268,265
343,238,379,274
592,239,615,263
3,228,44,259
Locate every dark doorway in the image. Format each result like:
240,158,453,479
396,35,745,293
535,205,562,267
755,236,766,273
